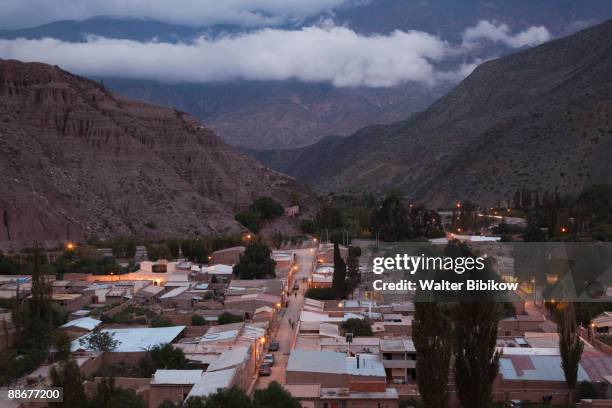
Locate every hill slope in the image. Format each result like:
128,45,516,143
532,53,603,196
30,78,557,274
248,19,612,205
0,59,310,243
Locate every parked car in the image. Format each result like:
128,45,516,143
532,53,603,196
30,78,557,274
258,363,272,376
263,353,274,366
268,341,280,351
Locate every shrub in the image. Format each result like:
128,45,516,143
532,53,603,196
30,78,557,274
304,287,336,300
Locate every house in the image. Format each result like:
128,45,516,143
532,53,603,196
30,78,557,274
52,293,91,312
149,369,203,406
60,317,101,339
212,246,245,266
71,326,186,352
380,338,416,384
284,205,300,217
134,284,164,305
286,350,399,408
187,368,238,399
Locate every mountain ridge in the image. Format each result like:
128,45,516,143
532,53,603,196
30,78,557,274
0,59,311,244
246,18,612,205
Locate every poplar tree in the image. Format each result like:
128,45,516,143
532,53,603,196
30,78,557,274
332,243,347,298
559,302,584,402
413,302,452,408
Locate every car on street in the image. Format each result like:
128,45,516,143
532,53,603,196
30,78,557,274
268,341,280,351
258,363,272,376
263,353,274,366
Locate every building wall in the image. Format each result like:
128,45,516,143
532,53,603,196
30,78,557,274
149,384,194,407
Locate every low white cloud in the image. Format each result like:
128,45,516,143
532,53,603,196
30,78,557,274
0,25,450,87
462,20,551,48
0,0,352,29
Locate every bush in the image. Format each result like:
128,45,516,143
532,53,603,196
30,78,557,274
341,318,373,337
299,219,317,234
577,381,599,399
232,243,276,279
150,315,173,328
235,210,262,233
249,197,284,220
304,287,336,300
218,312,244,325
191,315,207,326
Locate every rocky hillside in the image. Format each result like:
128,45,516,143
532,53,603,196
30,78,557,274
0,59,311,243
249,19,612,206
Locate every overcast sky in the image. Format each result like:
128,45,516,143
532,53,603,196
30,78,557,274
0,0,354,29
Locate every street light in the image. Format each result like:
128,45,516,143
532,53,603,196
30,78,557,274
66,242,75,251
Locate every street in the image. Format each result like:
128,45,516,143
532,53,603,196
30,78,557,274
254,247,315,389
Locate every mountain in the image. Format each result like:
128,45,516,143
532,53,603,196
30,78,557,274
3,2,612,149
0,59,311,244
248,19,612,206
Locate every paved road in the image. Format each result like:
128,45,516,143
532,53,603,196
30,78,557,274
254,247,315,389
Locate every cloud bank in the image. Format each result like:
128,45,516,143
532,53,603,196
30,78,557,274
462,20,551,48
0,0,352,29
0,20,551,88
0,25,449,87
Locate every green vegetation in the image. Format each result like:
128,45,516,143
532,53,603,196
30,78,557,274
413,302,452,408
0,247,67,384
577,380,599,400
218,312,244,325
341,318,373,337
150,315,173,328
182,382,300,408
191,314,207,326
249,196,284,220
332,243,347,298
235,196,284,233
232,243,276,279
558,302,584,400
78,327,119,352
304,287,336,300
90,377,146,408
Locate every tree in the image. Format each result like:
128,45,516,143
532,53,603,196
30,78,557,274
50,359,86,408
299,219,316,234
304,287,336,300
78,327,118,352
53,330,72,362
90,377,146,408
369,190,412,241
190,386,253,408
523,214,546,242
341,318,372,337
345,247,361,296
233,243,276,279
559,302,584,400
149,343,190,370
191,315,207,326
271,231,285,250
413,302,452,408
218,312,244,325
181,240,208,264
249,196,284,220
448,243,501,408
332,243,347,298
235,211,262,233
110,236,137,259
253,381,301,408
150,315,173,327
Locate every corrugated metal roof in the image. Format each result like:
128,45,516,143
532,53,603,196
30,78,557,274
287,350,385,377
500,355,590,382
61,317,101,331
187,368,236,398
207,346,250,372
72,326,185,352
152,369,203,385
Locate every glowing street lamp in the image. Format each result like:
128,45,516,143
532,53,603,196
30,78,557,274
66,242,75,251
560,227,567,233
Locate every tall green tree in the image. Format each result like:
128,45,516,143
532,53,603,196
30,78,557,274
345,247,361,296
413,302,452,408
233,243,276,279
332,243,347,298
448,242,501,408
559,302,584,401
50,359,87,408
253,381,301,408
90,377,146,408
370,190,412,241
